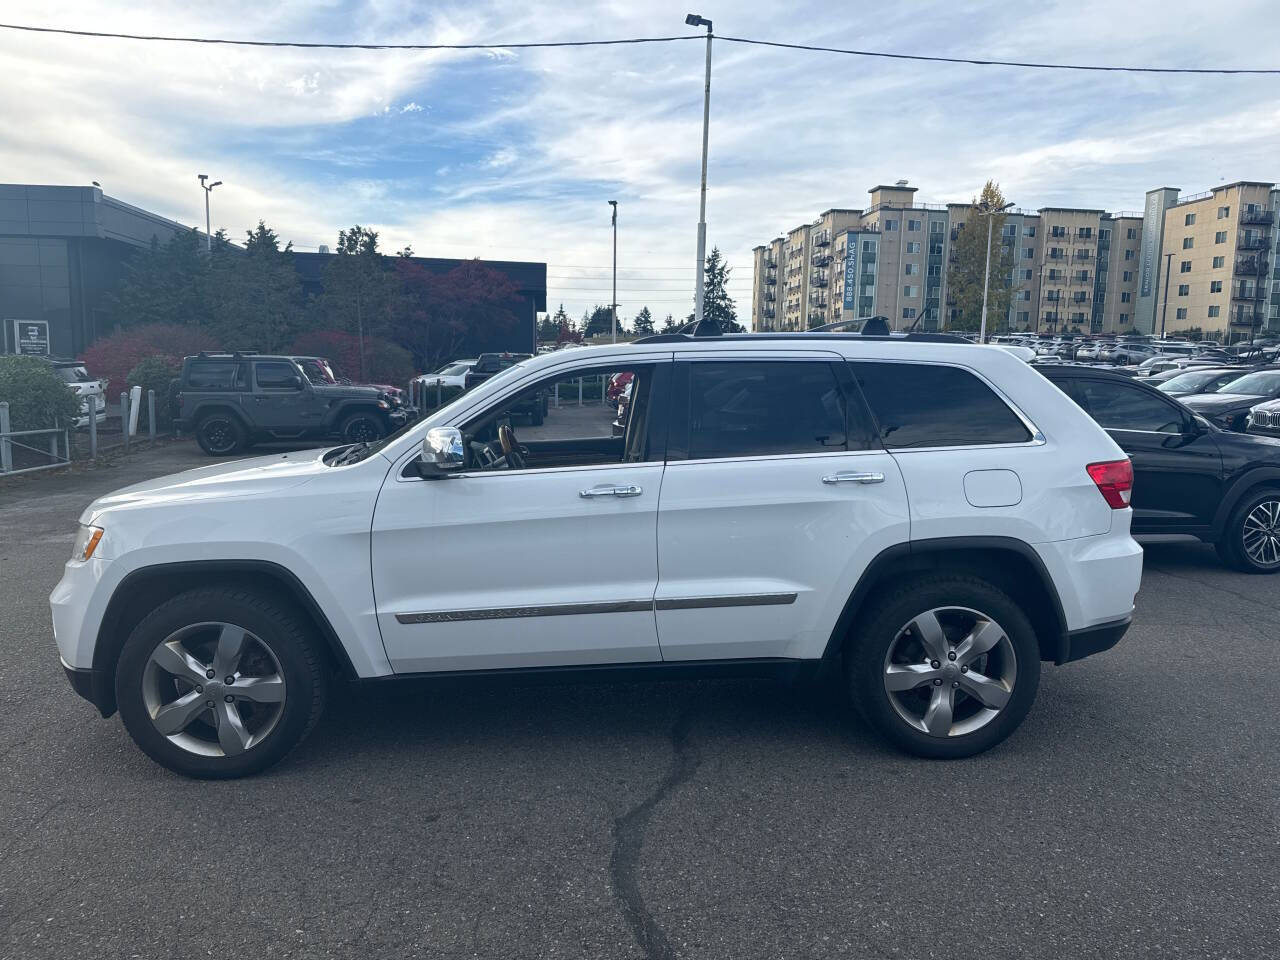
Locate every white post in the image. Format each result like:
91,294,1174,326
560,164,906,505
980,214,994,344
693,23,713,328
128,385,142,437
120,391,130,452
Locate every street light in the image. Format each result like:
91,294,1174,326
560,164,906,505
685,13,713,331
197,174,222,254
977,200,1014,343
609,200,618,343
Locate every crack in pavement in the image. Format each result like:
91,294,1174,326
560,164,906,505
609,695,702,960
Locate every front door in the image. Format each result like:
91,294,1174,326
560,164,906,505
371,356,672,673
249,360,311,437
654,354,910,661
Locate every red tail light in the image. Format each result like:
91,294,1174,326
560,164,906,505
1086,459,1133,509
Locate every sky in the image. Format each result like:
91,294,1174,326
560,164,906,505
3,0,1280,327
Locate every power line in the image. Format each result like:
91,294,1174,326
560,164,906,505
717,35,1280,75
2,21,1279,74
0,22,699,51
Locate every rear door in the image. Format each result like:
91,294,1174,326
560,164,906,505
1058,375,1224,533
653,352,909,661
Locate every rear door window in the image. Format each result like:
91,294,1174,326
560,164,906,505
851,362,1032,448
254,362,300,389
185,361,245,390
1061,378,1186,433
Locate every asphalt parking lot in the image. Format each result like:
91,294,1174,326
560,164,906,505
2,443,1278,959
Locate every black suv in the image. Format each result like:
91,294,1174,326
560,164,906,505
1038,365,1280,572
176,353,409,456
463,352,546,424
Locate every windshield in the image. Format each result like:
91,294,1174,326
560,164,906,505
296,358,336,384
54,365,91,382
1159,370,1235,393
436,362,471,376
1218,371,1280,396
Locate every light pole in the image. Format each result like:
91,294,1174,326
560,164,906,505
686,13,713,330
609,200,618,342
977,200,1014,343
197,174,222,253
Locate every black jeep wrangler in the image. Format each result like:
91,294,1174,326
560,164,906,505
176,353,410,456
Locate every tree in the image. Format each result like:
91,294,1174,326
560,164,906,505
632,306,655,337
582,305,614,339
395,258,522,372
659,313,680,334
317,225,403,379
106,229,215,331
209,221,308,352
700,247,743,333
946,181,1018,334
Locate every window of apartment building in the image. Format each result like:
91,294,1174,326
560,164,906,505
1017,311,1030,324
929,242,944,256
1215,231,1227,244
1100,229,1111,241
1001,224,1017,238
1177,284,1190,296
1208,305,1221,318
1076,271,1090,282
1122,270,1134,282
1180,260,1192,273
1079,227,1093,238
862,240,876,254
1182,236,1194,249
904,263,919,275
1119,313,1130,324
1184,213,1196,226
1126,228,1138,240
903,285,919,298
1051,225,1066,238
906,241,921,254
927,264,942,277
1246,203,1260,214
1024,225,1036,237
884,219,898,231
1071,312,1086,323
1176,308,1188,320
1049,247,1063,259
1124,249,1135,260
1211,280,1223,293
1213,256,1226,268
902,307,917,320
1023,247,1034,259
1022,269,1033,280
1121,291,1132,303
907,219,921,232
1218,206,1230,219
930,221,944,234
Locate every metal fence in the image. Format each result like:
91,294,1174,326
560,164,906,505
0,387,163,477
0,402,71,476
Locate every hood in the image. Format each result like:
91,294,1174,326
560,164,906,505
1182,392,1262,411
1251,398,1280,413
312,383,384,400
83,449,331,523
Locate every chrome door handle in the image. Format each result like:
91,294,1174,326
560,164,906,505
580,484,643,498
822,471,885,485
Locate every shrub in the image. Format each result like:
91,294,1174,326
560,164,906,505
82,323,217,394
287,331,415,386
0,355,82,430
127,356,181,427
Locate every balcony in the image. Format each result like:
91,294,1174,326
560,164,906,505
760,307,775,319
764,272,777,285
812,270,829,288
811,250,832,267
763,256,777,268
812,230,831,247
810,293,828,307
1238,236,1269,251
807,311,827,326
764,290,776,302
1232,285,1263,301
1231,310,1265,327
1241,209,1275,226
1235,257,1270,277
1045,292,1062,302
1042,312,1060,323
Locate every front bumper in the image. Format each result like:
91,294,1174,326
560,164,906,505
61,658,114,717
1058,616,1131,664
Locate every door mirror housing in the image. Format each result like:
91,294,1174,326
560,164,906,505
288,374,304,389
415,426,465,479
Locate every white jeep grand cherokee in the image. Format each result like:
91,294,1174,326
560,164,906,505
51,333,1143,778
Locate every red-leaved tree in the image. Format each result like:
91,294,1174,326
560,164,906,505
394,259,522,372
81,323,218,393
287,330,414,385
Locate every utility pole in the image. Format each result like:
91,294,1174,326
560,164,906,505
686,14,713,329
197,174,222,254
1159,251,1173,338
609,200,618,343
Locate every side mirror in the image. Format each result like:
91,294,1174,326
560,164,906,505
289,375,304,389
414,426,464,479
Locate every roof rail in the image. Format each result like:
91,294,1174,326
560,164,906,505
632,332,970,345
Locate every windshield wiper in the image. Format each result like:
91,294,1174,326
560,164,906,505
330,442,369,466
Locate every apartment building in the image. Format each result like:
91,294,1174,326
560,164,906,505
753,179,1279,339
1138,182,1279,339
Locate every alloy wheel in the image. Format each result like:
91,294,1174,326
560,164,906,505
141,622,286,757
201,419,236,454
345,417,380,443
882,606,1017,738
1242,499,1280,567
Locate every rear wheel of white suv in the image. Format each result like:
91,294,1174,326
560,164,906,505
115,588,328,779
848,575,1041,759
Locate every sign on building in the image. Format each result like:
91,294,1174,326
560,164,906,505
10,320,50,356
843,233,858,311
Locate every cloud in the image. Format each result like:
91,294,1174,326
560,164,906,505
400,101,425,112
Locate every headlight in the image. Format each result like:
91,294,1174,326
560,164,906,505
71,524,104,562
376,399,390,410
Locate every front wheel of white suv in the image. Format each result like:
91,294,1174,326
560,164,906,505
848,575,1041,759
115,587,328,779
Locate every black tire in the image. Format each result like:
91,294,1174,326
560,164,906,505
339,411,385,444
846,574,1041,759
195,412,246,456
115,587,328,779
1216,487,1280,574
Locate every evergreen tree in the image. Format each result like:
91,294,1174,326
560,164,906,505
106,229,215,330
700,248,743,333
582,305,615,339
660,313,680,334
632,306,655,336
317,225,402,379
210,222,308,352
946,181,1018,335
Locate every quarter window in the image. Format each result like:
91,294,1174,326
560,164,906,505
851,362,1032,448
681,361,855,460
1063,379,1184,433
185,361,245,390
